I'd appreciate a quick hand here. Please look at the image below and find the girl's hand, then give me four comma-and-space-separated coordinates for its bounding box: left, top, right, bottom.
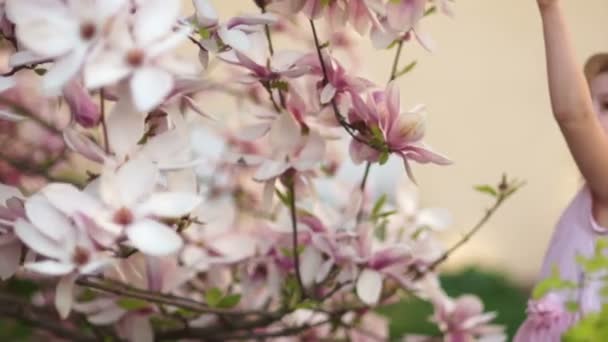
537, 0, 558, 10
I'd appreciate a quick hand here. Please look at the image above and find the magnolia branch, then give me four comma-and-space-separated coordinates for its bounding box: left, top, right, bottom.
76, 276, 274, 317
0, 293, 97, 342
413, 177, 525, 279
286, 175, 309, 299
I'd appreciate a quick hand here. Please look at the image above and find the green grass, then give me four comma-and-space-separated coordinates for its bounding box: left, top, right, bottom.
378, 266, 529, 340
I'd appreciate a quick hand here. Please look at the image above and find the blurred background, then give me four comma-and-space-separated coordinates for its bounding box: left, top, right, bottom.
2, 0, 608, 340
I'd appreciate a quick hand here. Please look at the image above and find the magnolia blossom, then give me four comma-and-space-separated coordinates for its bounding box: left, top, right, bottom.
0, 184, 24, 280
192, 0, 276, 67
40, 157, 201, 256
432, 294, 506, 342
84, 0, 196, 111
349, 82, 451, 180
6, 0, 129, 93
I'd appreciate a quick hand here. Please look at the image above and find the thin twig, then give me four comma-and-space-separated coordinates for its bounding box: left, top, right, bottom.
76, 276, 273, 317
287, 177, 308, 299
100, 88, 110, 154
389, 41, 404, 82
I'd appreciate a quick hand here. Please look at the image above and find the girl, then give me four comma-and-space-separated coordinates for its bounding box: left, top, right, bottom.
515, 0, 608, 340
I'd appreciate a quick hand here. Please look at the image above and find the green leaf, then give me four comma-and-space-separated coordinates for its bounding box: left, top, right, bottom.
295, 299, 319, 309
374, 221, 388, 241
474, 185, 497, 197
270, 80, 289, 91
566, 301, 580, 313
373, 210, 398, 220
205, 288, 223, 307
378, 151, 390, 165
275, 188, 290, 206
531, 266, 577, 299
34, 68, 47, 76
424, 6, 437, 17
117, 298, 149, 310
372, 194, 388, 217
217, 294, 241, 308
395, 61, 417, 78
198, 27, 211, 39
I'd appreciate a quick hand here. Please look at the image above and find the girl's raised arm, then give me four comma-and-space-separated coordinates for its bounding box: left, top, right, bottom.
539, 0, 608, 221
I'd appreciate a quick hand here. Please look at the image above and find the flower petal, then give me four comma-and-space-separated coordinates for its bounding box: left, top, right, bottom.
105, 99, 145, 160
136, 192, 202, 218
134, 0, 181, 46
104, 156, 159, 207
25, 194, 72, 242
14, 219, 69, 260
131, 67, 173, 112
41, 183, 102, 216
356, 268, 383, 305
42, 45, 87, 95
218, 27, 250, 52
24, 260, 74, 276
126, 219, 183, 256
55, 273, 77, 319
0, 237, 21, 280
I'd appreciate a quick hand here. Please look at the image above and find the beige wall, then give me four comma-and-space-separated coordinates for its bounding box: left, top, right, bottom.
202, 1, 608, 284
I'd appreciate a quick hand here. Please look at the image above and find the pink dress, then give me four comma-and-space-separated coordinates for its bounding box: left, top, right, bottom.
514, 186, 608, 341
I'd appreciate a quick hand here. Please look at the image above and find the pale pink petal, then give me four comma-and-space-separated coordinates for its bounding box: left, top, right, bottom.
134, 0, 181, 46
79, 258, 114, 275
14, 219, 69, 260
315, 259, 334, 284
9, 50, 48, 67
417, 208, 452, 231
127, 315, 153, 342
110, 156, 159, 206
41, 183, 101, 216
293, 131, 325, 171
126, 219, 183, 256
63, 127, 107, 163
193, 0, 219, 26
370, 24, 398, 50
269, 112, 301, 152
0, 237, 21, 280
12, 8, 78, 57
239, 123, 271, 141
106, 100, 145, 159
42, 45, 87, 95
24, 260, 74, 276
55, 273, 77, 319
131, 67, 173, 111
414, 26, 437, 53
253, 159, 290, 181
300, 246, 323, 287
87, 307, 127, 325
84, 51, 131, 89
25, 194, 72, 242
356, 268, 383, 305
218, 27, 250, 52
386, 0, 425, 33
208, 234, 256, 262
320, 83, 336, 104
135, 192, 202, 218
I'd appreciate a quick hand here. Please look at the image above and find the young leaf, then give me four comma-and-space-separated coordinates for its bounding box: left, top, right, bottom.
474, 185, 497, 197
117, 298, 149, 311
217, 294, 241, 309
205, 288, 223, 307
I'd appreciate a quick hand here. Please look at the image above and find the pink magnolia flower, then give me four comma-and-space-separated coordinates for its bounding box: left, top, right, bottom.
6, 0, 129, 93
191, 0, 276, 67
431, 294, 506, 342
348, 82, 451, 180
513, 293, 575, 342
63, 79, 100, 127
299, 51, 374, 104
218, 40, 310, 84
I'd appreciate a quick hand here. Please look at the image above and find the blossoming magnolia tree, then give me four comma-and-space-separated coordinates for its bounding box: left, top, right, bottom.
0, 0, 522, 341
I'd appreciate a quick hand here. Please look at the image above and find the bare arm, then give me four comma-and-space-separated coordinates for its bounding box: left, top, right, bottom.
539, 1, 608, 218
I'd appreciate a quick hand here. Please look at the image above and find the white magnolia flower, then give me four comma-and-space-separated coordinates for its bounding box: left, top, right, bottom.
84, 0, 197, 111
41, 156, 201, 256
6, 0, 129, 93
